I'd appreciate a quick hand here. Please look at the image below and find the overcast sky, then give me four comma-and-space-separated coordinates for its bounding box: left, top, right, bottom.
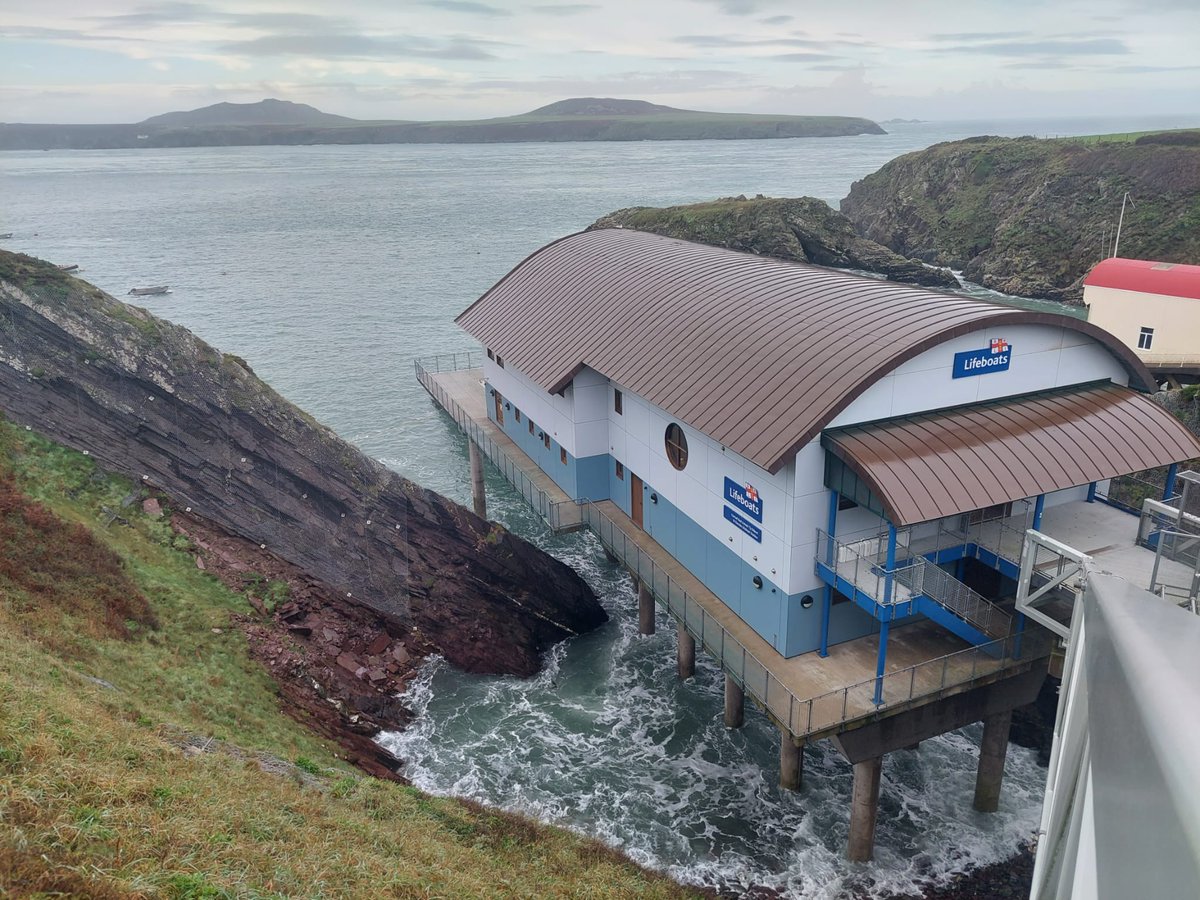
2, 0, 1199, 123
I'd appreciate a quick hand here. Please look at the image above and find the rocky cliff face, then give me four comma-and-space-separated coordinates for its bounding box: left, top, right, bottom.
590, 196, 958, 288
840, 135, 1200, 301
0, 252, 605, 678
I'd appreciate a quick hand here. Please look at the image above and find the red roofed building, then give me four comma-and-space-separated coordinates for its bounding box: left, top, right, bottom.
1084, 258, 1200, 380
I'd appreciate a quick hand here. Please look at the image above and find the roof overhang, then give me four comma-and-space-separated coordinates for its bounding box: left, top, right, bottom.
822, 383, 1200, 527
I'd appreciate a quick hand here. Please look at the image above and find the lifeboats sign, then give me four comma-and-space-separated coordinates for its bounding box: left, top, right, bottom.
952, 338, 1012, 379
724, 477, 763, 522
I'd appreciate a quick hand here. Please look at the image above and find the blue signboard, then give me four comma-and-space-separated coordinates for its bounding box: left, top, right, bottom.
724, 506, 763, 543
723, 477, 763, 523
952, 338, 1013, 379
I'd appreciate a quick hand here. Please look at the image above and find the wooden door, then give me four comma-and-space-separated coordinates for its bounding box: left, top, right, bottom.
494, 390, 504, 426
630, 473, 643, 529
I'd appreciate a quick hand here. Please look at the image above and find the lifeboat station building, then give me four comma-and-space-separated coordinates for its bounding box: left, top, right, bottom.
418, 228, 1200, 860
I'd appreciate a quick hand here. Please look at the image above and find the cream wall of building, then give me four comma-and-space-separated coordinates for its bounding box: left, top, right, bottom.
1084, 285, 1200, 363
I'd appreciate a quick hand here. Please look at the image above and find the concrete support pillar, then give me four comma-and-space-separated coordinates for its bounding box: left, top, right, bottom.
638, 581, 655, 636
780, 733, 803, 791
723, 675, 744, 729
973, 709, 1013, 813
677, 621, 696, 679
847, 756, 883, 862
468, 440, 486, 519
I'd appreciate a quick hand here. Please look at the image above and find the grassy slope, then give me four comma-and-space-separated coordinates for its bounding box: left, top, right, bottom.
1058, 127, 1200, 144
0, 420, 698, 899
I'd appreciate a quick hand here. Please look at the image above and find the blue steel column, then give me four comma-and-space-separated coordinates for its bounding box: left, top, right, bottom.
882, 523, 897, 605
873, 619, 890, 705
1086, 482, 1097, 503
820, 491, 839, 658
1032, 494, 1046, 531
1164, 463, 1179, 501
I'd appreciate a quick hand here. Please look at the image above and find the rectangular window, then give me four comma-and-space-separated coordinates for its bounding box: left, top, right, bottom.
515, 409, 521, 423
615, 461, 624, 480
966, 502, 1013, 526
560, 447, 568, 465
614, 389, 623, 415
528, 418, 535, 435
543, 432, 551, 450
1138, 327, 1154, 350
837, 496, 859, 511
496, 356, 505, 368
486, 349, 494, 360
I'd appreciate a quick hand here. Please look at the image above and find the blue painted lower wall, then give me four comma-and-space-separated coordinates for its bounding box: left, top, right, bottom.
483, 380, 879, 658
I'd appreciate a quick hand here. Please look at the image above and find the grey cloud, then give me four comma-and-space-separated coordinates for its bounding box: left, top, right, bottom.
930, 31, 1031, 42
469, 68, 755, 94
692, 0, 771, 14
933, 38, 1129, 56
0, 25, 149, 42
419, 0, 511, 15
530, 3, 600, 13
767, 52, 842, 63
220, 33, 501, 60
760, 15, 792, 25
677, 34, 826, 49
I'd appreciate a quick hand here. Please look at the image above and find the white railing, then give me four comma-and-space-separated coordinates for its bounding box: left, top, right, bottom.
415, 355, 582, 532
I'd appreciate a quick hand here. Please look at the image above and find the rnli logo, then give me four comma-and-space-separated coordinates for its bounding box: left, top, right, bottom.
953, 337, 1013, 379
724, 477, 763, 523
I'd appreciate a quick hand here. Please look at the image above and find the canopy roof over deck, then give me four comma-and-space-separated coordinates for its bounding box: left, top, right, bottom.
822, 382, 1200, 527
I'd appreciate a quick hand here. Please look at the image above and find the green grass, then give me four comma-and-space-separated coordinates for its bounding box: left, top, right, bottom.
1057, 127, 1200, 144
0, 419, 702, 899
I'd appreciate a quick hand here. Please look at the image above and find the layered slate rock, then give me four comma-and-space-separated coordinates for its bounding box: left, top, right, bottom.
591, 196, 958, 288
0, 252, 605, 677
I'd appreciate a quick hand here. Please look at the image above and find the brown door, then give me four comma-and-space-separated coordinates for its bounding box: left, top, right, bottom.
494, 390, 504, 426
630, 473, 643, 528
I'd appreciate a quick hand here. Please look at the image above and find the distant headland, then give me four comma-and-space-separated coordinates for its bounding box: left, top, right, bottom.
0, 97, 885, 150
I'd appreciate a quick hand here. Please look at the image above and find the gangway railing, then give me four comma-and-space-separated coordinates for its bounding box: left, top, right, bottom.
415, 355, 581, 532
896, 560, 1012, 638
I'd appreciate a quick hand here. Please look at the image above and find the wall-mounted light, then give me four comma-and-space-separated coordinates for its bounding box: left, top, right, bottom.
800, 594, 815, 609
752, 575, 763, 590
650, 492, 658, 504
504, 402, 510, 410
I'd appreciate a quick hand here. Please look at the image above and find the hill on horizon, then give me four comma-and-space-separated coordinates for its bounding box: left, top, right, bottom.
1, 96, 885, 149
527, 98, 686, 117
139, 98, 359, 128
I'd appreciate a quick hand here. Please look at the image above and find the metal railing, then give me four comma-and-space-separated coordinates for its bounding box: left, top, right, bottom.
582, 500, 1045, 738
414, 355, 582, 532
416, 349, 485, 374
897, 558, 1012, 638
817, 529, 1011, 638
814, 529, 922, 619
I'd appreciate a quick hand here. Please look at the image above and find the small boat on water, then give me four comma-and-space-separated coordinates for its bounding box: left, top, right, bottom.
57, 264, 80, 273
128, 285, 170, 296
0, 233, 12, 240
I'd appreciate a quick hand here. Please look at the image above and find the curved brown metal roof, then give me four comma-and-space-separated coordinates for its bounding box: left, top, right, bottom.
456, 229, 1156, 474
822, 383, 1200, 526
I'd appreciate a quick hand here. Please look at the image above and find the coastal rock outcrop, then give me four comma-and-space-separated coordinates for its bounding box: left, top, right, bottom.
840, 134, 1200, 301
590, 196, 958, 288
0, 251, 606, 679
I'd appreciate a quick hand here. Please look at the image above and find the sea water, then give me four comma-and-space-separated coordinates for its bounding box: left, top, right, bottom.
2, 113, 1192, 896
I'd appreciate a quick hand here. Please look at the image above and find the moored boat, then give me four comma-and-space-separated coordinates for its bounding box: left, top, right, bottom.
57, 264, 80, 273
128, 285, 170, 296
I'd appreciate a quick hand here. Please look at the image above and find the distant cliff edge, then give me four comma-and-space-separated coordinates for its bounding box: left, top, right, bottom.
591, 196, 958, 288
840, 133, 1200, 302
0, 96, 885, 150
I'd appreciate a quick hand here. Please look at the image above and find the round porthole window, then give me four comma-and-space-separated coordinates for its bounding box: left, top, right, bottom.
665, 423, 689, 471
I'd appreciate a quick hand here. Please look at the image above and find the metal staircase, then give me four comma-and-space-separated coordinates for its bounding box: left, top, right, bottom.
816, 529, 1012, 646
